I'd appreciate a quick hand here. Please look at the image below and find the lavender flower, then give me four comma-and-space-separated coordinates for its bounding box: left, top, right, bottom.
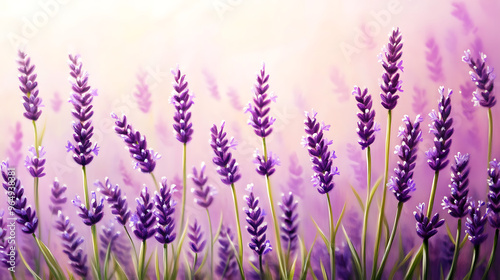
154, 178, 176, 244
188, 219, 206, 253
131, 186, 156, 241
171, 66, 194, 144
462, 50, 496, 108
55, 211, 88, 278
302, 110, 339, 194
253, 150, 279, 177
466, 201, 488, 245
388, 115, 423, 203
49, 178, 67, 215
0, 211, 16, 269
335, 243, 352, 280
353, 86, 378, 149
227, 87, 243, 111
379, 28, 404, 110
487, 159, 500, 228
190, 162, 215, 208
460, 82, 477, 120
210, 121, 241, 185
426, 87, 453, 171
425, 37, 445, 82
134, 70, 152, 113
96, 178, 131, 226
279, 192, 298, 252
72, 192, 104, 226
17, 50, 42, 121
216, 226, 237, 278
24, 145, 46, 178
244, 64, 276, 138
66, 54, 99, 166
99, 221, 131, 267
244, 184, 272, 256
414, 203, 444, 240
442, 153, 471, 218
112, 113, 160, 173
6, 122, 23, 167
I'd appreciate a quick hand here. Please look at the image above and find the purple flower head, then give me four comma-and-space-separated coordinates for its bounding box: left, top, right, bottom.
24, 145, 46, 178
96, 178, 131, 226
210, 121, 242, 185
112, 113, 160, 173
6, 122, 23, 168
17, 50, 42, 121
442, 152, 471, 218
154, 178, 176, 244
170, 66, 194, 144
388, 115, 423, 203
279, 192, 299, 252
190, 162, 215, 208
465, 200, 488, 245
55, 211, 88, 278
0, 210, 18, 269
303, 110, 339, 194
67, 54, 99, 166
130, 186, 156, 241
188, 219, 206, 253
245, 63, 277, 138
414, 203, 444, 241
216, 226, 238, 278
487, 159, 500, 228
72, 192, 104, 226
462, 50, 496, 108
0, 211, 6, 242
253, 149, 280, 177
379, 28, 404, 110
244, 184, 272, 256
134, 70, 152, 113
426, 87, 454, 171
353, 86, 377, 149
99, 221, 131, 266
49, 178, 68, 215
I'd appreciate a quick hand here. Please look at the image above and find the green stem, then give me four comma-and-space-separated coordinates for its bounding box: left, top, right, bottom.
422, 239, 429, 280
124, 226, 139, 265
465, 245, 480, 280
426, 171, 440, 219
192, 253, 198, 280
91, 224, 102, 280
180, 143, 187, 232
139, 240, 147, 280
10, 271, 16, 280
488, 108, 493, 165
373, 109, 392, 277
362, 146, 372, 279
151, 172, 160, 192
446, 219, 461, 280
482, 229, 499, 280
82, 166, 90, 209
259, 255, 264, 279
32, 121, 42, 273
164, 244, 169, 280
326, 193, 335, 280
375, 202, 403, 280
404, 245, 423, 280
230, 183, 244, 271
206, 209, 214, 280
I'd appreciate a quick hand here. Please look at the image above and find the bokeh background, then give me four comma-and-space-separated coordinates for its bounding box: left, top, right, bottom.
1, 0, 500, 278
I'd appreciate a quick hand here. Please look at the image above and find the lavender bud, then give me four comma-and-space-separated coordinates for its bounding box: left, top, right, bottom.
353, 86, 378, 149
442, 152, 471, 218
188, 219, 206, 253
171, 66, 194, 144
130, 186, 156, 241
414, 203, 444, 240
379, 28, 404, 110
55, 211, 88, 278
210, 121, 242, 185
154, 178, 176, 244
487, 159, 500, 228
24, 145, 46, 178
17, 50, 42, 121
465, 201, 488, 246
426, 87, 453, 171
72, 192, 104, 226
190, 162, 215, 208
96, 177, 131, 226
216, 226, 238, 278
49, 178, 67, 215
244, 185, 272, 256
279, 192, 298, 252
462, 50, 496, 108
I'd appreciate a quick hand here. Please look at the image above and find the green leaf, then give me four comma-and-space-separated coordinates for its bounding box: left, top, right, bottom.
334, 203, 347, 236
342, 226, 362, 280
309, 262, 318, 280
249, 261, 260, 274
227, 234, 246, 280
103, 240, 113, 280
460, 234, 468, 249
145, 251, 154, 278
18, 247, 42, 280
311, 217, 329, 247
213, 213, 224, 245
368, 177, 383, 206
155, 247, 160, 280
33, 235, 66, 280
351, 186, 365, 211
113, 257, 128, 280
183, 253, 192, 279
320, 260, 328, 280
445, 223, 456, 245
383, 214, 390, 244
194, 246, 209, 276
404, 246, 423, 280
171, 221, 189, 279
289, 255, 298, 280
389, 248, 414, 279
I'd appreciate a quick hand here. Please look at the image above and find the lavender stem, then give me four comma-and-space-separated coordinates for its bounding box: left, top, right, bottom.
488, 108, 493, 173
32, 121, 41, 242
230, 183, 244, 274
427, 171, 440, 218
446, 219, 461, 280
465, 245, 480, 280
326, 193, 335, 280
422, 239, 429, 280
362, 146, 372, 279
82, 165, 101, 279
164, 244, 168, 280
482, 229, 499, 280
206, 209, 214, 280
124, 226, 139, 265
181, 143, 187, 233
150, 172, 160, 192
375, 202, 403, 280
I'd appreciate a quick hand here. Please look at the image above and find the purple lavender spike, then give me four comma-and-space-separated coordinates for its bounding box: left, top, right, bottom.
284, 153, 304, 197
451, 2, 476, 34
72, 192, 104, 226
51, 91, 63, 113
99, 221, 131, 268
24, 145, 46, 178
227, 87, 243, 111
388, 115, 423, 203
460, 82, 477, 120
0, 210, 18, 269
462, 50, 496, 108
442, 152, 471, 218
412, 86, 428, 114
67, 54, 99, 166
188, 219, 206, 253
190, 162, 215, 208
6, 122, 23, 168
202, 69, 221, 100
49, 178, 68, 215
210, 122, 242, 185
425, 37, 445, 82
245, 64, 276, 138
154, 178, 176, 244
96, 178, 131, 226
134, 70, 152, 113
279, 192, 298, 252
414, 203, 444, 240
244, 184, 272, 256
335, 243, 352, 280
215, 226, 238, 278
439, 235, 455, 273
487, 159, 500, 228
346, 144, 367, 190
302, 110, 339, 194
17, 50, 42, 121
465, 201, 488, 245
112, 113, 160, 173
55, 211, 88, 277
131, 186, 156, 241
379, 28, 404, 110
253, 150, 280, 177
171, 66, 194, 144
353, 86, 378, 150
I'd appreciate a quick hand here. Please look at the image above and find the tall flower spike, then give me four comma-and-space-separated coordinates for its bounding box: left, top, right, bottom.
55, 211, 88, 278
426, 87, 454, 171
154, 178, 177, 244
134, 70, 152, 113
72, 192, 104, 226
353, 86, 378, 149
216, 226, 238, 278
17, 50, 42, 121
131, 186, 156, 241
24, 145, 46, 178
279, 192, 299, 252
442, 153, 471, 218
190, 162, 215, 208
0, 211, 18, 269
487, 159, 500, 228
49, 178, 68, 215
171, 66, 194, 144
465, 200, 488, 245
245, 63, 276, 138
99, 221, 131, 267
112, 113, 160, 173
67, 54, 98, 166
379, 28, 404, 110
302, 110, 339, 194
414, 203, 445, 240
388, 115, 423, 203
96, 178, 131, 226
462, 50, 496, 108
253, 149, 280, 177
188, 219, 206, 253
210, 122, 242, 185
244, 184, 272, 256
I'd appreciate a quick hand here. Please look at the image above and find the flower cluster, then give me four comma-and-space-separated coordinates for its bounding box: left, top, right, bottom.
188, 219, 206, 253
414, 203, 444, 240
49, 179, 67, 215
379, 28, 404, 110
244, 184, 272, 256
55, 212, 88, 278
442, 153, 471, 218
210, 122, 241, 185
216, 227, 237, 278
487, 159, 500, 228
279, 192, 299, 252
17, 50, 42, 121
253, 150, 280, 177
72, 192, 105, 226
154, 178, 177, 244
190, 162, 215, 208
462, 50, 496, 108
466, 201, 488, 245
96, 178, 131, 226
245, 64, 276, 138
131, 187, 156, 241
353, 86, 378, 149
171, 66, 194, 144
24, 145, 46, 178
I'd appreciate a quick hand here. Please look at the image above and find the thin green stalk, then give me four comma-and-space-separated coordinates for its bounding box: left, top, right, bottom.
326, 193, 336, 280
192, 253, 198, 280
404, 245, 423, 280
375, 202, 403, 280
373, 109, 392, 277
10, 271, 16, 280
422, 239, 429, 280
488, 108, 493, 165
91, 224, 102, 280
206, 209, 214, 280
482, 229, 499, 280
138, 240, 147, 280
259, 255, 264, 279
151, 172, 160, 192
82, 166, 90, 209
124, 226, 139, 265
32, 121, 42, 274
465, 245, 480, 280
426, 171, 440, 219
180, 143, 187, 231
164, 244, 169, 280
362, 146, 372, 279
230, 183, 244, 269
446, 219, 462, 280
